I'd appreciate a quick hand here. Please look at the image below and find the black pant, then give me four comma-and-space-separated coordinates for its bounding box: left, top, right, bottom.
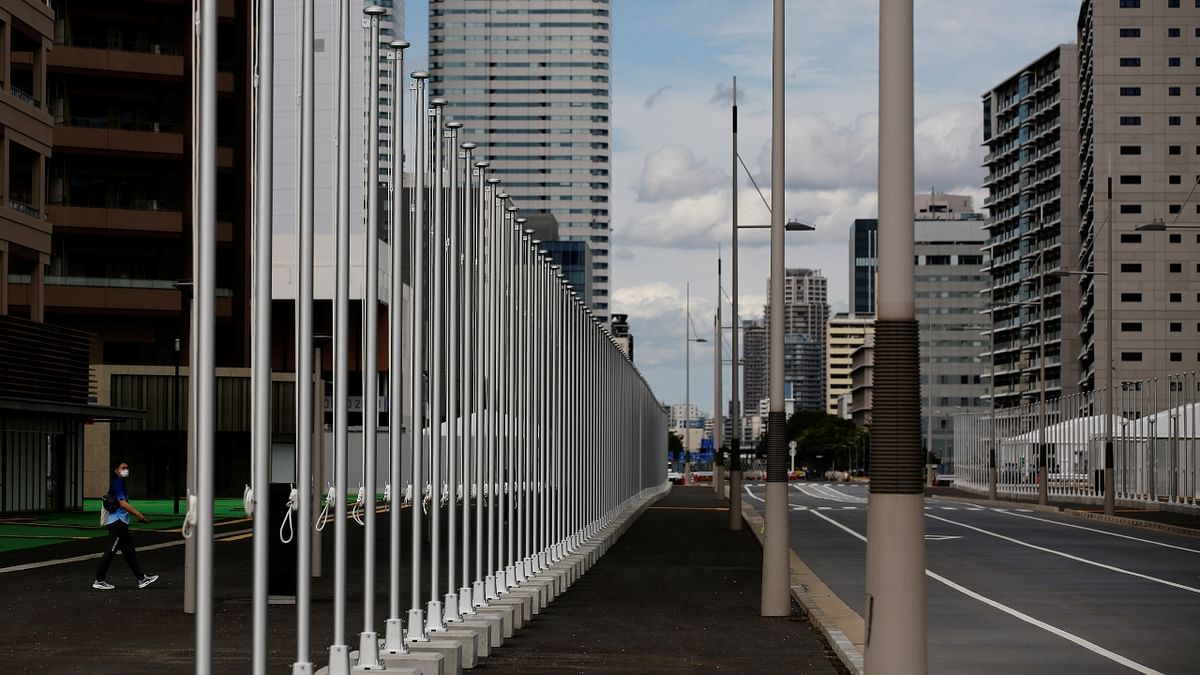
95, 520, 145, 582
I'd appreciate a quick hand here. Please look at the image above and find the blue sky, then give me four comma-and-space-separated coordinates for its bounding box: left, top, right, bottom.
404, 0, 1082, 409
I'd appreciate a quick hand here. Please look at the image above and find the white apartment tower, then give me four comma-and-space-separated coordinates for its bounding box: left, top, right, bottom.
272, 1, 404, 237
429, 0, 613, 320
1077, 0, 1200, 398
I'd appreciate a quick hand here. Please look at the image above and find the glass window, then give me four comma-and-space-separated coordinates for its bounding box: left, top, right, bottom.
1120, 57, 1142, 67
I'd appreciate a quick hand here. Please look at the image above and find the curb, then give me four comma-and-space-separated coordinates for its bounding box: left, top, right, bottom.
741, 503, 864, 675
928, 494, 1200, 539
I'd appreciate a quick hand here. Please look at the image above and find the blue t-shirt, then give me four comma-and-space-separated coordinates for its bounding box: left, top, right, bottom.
105, 476, 131, 526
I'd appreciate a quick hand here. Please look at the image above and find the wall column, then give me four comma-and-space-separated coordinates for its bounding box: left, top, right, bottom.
29, 252, 45, 322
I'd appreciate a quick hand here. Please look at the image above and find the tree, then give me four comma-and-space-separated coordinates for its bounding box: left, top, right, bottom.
667, 429, 684, 455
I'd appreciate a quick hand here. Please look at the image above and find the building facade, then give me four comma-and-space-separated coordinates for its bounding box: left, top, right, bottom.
848, 218, 878, 315
982, 44, 1083, 410
915, 199, 990, 465
0, 0, 53, 322
827, 313, 874, 416
272, 0, 404, 255
740, 318, 767, 414
1076, 0, 1200, 399
429, 0, 613, 320
849, 334, 874, 428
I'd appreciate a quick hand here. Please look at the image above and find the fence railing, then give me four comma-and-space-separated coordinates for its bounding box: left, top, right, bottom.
954, 374, 1200, 509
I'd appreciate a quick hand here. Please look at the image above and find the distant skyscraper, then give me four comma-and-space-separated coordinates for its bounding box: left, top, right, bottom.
429, 0, 613, 321
741, 319, 768, 413
764, 269, 829, 411
849, 219, 878, 315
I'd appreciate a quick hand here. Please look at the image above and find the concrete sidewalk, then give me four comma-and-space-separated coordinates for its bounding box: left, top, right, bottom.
475, 486, 846, 674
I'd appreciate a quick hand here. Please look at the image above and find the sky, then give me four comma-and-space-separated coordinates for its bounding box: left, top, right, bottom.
403, 0, 1083, 410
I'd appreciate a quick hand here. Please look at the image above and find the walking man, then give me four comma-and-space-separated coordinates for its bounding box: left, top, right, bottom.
93, 461, 159, 590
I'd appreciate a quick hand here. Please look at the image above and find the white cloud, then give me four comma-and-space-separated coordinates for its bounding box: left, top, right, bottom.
636, 145, 729, 202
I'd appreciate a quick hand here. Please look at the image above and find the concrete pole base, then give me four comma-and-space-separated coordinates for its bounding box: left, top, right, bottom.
471, 580, 486, 607
433, 631, 478, 669
327, 644, 351, 675
483, 575, 497, 600
515, 560, 527, 584
406, 608, 427, 643
376, 650, 443, 675
472, 605, 514, 638
504, 565, 516, 589
405, 641, 462, 675
760, 481, 791, 616
425, 600, 445, 633
450, 620, 492, 657
292, 662, 314, 675
864, 492, 927, 674
383, 618, 407, 654
357, 631, 382, 669
457, 587, 475, 616
487, 596, 528, 628
443, 593, 461, 624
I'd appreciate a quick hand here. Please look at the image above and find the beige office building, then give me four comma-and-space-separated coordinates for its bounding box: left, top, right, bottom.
826, 313, 874, 416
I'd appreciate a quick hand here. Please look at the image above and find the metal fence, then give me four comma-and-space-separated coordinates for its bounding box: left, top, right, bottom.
953, 374, 1200, 508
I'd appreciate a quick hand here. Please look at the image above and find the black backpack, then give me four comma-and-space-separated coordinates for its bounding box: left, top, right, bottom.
101, 491, 120, 513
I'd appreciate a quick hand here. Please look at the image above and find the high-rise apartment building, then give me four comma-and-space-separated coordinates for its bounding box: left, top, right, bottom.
0, 0, 53, 322
827, 313, 874, 416
1076, 0, 1200, 397
429, 0, 613, 320
741, 318, 767, 413
982, 44, 1082, 409
763, 268, 829, 411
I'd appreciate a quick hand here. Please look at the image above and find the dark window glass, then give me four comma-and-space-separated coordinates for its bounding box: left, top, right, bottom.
1120, 233, 1142, 243
1120, 27, 1141, 37
1120, 57, 1142, 67
1121, 263, 1143, 272
1171, 322, 1183, 332
1120, 204, 1143, 214
1172, 352, 1184, 362
1120, 116, 1142, 125
1171, 292, 1183, 302
1121, 293, 1143, 302
1171, 233, 1183, 243
1120, 175, 1142, 184
1121, 352, 1143, 362
1169, 57, 1181, 67
1122, 322, 1143, 332
1120, 145, 1142, 155
1120, 86, 1142, 96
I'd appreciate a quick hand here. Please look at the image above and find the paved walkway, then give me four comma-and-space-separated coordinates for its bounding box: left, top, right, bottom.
476, 486, 845, 674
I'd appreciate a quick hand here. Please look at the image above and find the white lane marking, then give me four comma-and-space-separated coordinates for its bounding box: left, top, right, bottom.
743, 485, 765, 503
925, 535, 963, 541
818, 506, 832, 511
842, 506, 858, 510
993, 510, 1200, 555
940, 507, 959, 511
926, 514, 1200, 596
0, 528, 253, 575
808, 510, 1165, 675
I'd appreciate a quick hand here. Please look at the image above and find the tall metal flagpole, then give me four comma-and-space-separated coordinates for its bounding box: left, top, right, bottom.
444, 119, 463, 624
685, 282, 692, 486
194, 0, 217, 670
865, 0, 927, 671
475, 169, 495, 606
729, 76, 743, 531
384, 38, 410, 657
357, 6, 387, 669
426, 96, 448, 634
406, 71, 430, 645
250, 0, 274, 670
327, 0, 352, 669
292, 0, 317, 670
761, 0, 790, 617
460, 142, 479, 612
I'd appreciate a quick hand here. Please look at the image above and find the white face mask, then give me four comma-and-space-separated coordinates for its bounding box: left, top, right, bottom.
120, 469, 130, 478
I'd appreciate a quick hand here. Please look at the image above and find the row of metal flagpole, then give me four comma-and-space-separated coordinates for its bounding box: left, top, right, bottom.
184, 3, 668, 674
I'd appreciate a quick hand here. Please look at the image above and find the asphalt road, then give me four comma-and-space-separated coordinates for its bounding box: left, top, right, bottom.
745, 481, 1200, 675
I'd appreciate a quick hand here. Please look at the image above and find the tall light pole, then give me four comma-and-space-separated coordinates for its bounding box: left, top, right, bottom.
729, 76, 743, 531
684, 282, 707, 485
761, 0, 790, 618
864, 0, 927, 670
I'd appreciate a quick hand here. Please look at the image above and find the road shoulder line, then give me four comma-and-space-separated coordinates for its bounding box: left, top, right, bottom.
742, 501, 865, 675
928, 494, 1200, 539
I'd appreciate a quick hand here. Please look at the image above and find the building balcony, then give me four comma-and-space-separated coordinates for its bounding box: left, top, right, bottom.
54, 120, 184, 156
6, 274, 233, 317
49, 39, 185, 78
47, 200, 235, 242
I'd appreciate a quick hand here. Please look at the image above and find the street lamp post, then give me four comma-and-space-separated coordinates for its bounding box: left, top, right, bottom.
864, 0, 926, 669
684, 282, 707, 486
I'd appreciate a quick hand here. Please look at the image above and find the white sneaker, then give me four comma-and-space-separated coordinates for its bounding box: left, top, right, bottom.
92, 580, 115, 590
137, 574, 159, 589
